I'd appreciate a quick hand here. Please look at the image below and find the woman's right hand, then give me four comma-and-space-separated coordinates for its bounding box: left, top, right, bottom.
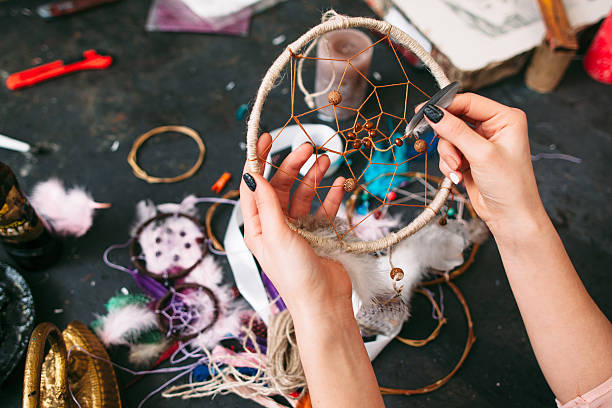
422, 93, 546, 235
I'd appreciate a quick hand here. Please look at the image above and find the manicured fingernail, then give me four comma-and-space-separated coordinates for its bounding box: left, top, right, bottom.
243, 173, 256, 191
449, 172, 460, 184
424, 104, 443, 123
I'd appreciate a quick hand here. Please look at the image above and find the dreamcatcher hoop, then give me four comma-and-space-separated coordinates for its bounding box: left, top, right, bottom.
130, 212, 207, 281
246, 13, 453, 253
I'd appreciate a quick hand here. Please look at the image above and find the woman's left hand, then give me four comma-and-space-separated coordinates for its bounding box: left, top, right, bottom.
239, 132, 352, 316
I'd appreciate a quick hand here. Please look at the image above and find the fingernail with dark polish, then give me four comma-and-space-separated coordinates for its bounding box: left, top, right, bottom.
243, 173, 257, 191
424, 104, 443, 123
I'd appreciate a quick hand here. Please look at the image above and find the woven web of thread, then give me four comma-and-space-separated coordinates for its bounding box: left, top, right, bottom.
159, 289, 214, 338
256, 31, 443, 243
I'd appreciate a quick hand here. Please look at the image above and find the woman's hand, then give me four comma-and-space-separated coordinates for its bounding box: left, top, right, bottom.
425, 93, 546, 235
426, 93, 612, 403
239, 132, 352, 316
240, 133, 385, 408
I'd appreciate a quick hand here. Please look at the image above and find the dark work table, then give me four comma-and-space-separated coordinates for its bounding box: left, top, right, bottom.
1, 1, 611, 407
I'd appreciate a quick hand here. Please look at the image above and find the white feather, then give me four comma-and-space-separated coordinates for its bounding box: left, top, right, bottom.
337, 205, 402, 242
298, 215, 486, 307
94, 304, 158, 347
131, 195, 200, 236
29, 178, 103, 237
128, 339, 172, 366
184, 255, 247, 349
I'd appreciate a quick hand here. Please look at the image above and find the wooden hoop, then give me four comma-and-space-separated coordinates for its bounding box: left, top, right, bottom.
246, 13, 452, 253
128, 125, 205, 184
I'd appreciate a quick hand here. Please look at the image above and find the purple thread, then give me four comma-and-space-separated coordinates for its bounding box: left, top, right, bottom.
170, 341, 205, 364
137, 367, 195, 408
420, 287, 439, 320
437, 284, 445, 319
66, 344, 205, 408
206, 239, 227, 256
531, 153, 582, 163
193, 197, 238, 206
103, 240, 133, 274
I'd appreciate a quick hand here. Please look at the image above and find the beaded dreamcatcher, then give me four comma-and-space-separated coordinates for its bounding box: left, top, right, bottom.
236, 11, 488, 400
246, 13, 458, 253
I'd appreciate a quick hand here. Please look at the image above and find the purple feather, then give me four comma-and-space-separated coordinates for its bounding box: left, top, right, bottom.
129, 269, 167, 300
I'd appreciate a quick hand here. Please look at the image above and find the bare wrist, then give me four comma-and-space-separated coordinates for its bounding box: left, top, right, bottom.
288, 295, 355, 327
488, 205, 552, 247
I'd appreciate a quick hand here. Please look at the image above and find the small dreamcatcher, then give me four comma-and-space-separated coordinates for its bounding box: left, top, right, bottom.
97, 196, 246, 372
130, 212, 208, 282
156, 283, 220, 342
246, 12, 459, 253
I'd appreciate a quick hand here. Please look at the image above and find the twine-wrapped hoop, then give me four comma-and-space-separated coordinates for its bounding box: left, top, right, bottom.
246, 13, 453, 253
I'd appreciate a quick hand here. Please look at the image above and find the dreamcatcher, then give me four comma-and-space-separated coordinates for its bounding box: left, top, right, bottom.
246, 13, 457, 253
235, 11, 488, 401
95, 196, 248, 385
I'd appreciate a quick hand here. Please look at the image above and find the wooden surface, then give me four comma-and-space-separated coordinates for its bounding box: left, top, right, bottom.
1, 1, 611, 407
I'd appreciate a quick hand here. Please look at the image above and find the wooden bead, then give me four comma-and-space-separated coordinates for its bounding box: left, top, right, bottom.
364, 121, 374, 130
368, 129, 376, 138
352, 140, 362, 149
347, 131, 356, 139
414, 139, 427, 153
390, 267, 404, 281
328, 90, 342, 105
344, 178, 357, 192
363, 138, 372, 148
439, 217, 447, 226
354, 123, 362, 132
394, 138, 403, 147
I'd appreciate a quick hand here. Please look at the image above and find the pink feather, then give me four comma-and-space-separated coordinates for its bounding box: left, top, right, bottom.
29, 178, 109, 237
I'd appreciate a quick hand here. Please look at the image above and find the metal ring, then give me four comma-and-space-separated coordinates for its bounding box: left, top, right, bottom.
127, 125, 205, 184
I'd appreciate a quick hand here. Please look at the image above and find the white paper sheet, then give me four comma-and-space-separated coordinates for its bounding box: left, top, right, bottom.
182, 0, 260, 19
392, 0, 612, 71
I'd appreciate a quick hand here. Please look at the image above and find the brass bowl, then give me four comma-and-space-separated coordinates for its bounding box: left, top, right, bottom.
23, 321, 122, 408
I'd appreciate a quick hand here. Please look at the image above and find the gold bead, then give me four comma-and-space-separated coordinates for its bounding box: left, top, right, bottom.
354, 123, 362, 132
344, 178, 357, 192
347, 131, 356, 139
363, 138, 372, 148
328, 90, 342, 105
414, 139, 427, 153
368, 129, 376, 138
352, 140, 362, 149
390, 267, 404, 280
364, 121, 374, 130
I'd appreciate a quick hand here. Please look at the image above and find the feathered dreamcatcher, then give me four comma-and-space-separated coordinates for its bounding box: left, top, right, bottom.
163, 11, 489, 407
93, 196, 263, 407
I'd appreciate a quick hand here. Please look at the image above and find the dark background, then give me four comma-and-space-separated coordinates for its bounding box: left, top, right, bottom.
1, 0, 611, 407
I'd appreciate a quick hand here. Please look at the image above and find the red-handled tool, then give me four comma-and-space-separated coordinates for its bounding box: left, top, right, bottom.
5, 49, 112, 91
